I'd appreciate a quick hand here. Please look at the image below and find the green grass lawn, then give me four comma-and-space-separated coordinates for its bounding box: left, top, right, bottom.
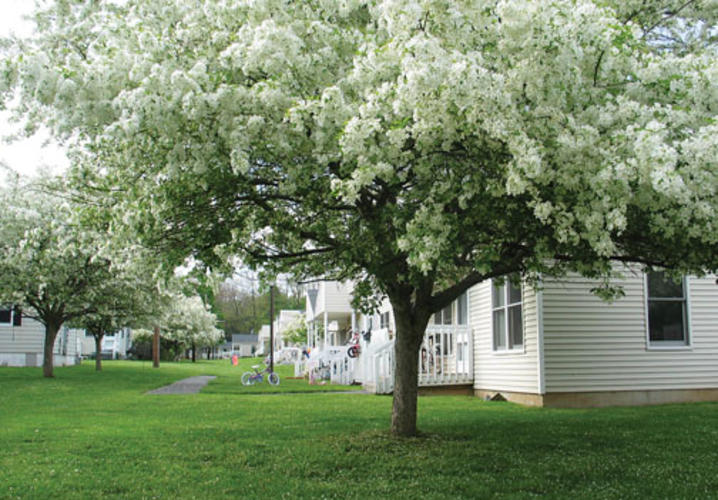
2, 361, 718, 499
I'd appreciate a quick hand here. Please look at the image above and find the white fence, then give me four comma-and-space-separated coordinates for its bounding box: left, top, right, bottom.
370, 325, 473, 394
297, 345, 357, 385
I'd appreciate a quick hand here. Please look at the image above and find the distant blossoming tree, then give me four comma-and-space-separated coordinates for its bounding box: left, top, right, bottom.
0, 176, 164, 376
3, 0, 717, 434
161, 294, 224, 362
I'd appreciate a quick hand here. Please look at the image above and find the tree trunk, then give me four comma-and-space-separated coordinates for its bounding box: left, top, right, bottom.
42, 322, 61, 378
152, 325, 160, 368
390, 306, 429, 437
94, 334, 104, 371
191, 342, 196, 362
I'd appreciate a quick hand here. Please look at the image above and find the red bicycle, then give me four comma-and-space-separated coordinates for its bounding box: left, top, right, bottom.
347, 331, 361, 358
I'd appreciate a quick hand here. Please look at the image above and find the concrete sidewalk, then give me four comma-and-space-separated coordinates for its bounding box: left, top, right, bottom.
147, 375, 217, 395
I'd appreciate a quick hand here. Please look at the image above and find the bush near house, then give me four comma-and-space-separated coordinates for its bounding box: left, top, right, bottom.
2, 361, 718, 498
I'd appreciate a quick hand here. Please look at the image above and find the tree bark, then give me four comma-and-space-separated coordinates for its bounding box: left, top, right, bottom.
390, 305, 429, 437
152, 325, 160, 368
191, 341, 196, 363
42, 321, 61, 378
94, 334, 104, 371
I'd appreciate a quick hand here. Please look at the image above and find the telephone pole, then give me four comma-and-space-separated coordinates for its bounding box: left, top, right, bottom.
269, 284, 275, 372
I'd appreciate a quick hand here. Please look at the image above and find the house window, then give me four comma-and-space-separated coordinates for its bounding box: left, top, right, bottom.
492, 276, 523, 351
433, 304, 453, 325
457, 293, 468, 325
380, 312, 391, 330
647, 271, 688, 346
1, 306, 21, 326
0, 307, 11, 324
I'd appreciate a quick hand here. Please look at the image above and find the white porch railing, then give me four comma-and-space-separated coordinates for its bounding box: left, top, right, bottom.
299, 345, 356, 385
419, 324, 473, 386
369, 324, 473, 394
372, 340, 395, 394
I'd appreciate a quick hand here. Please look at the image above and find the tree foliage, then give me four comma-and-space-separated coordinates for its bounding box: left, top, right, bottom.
3, 0, 717, 432
216, 280, 304, 336
0, 175, 166, 376
161, 294, 224, 359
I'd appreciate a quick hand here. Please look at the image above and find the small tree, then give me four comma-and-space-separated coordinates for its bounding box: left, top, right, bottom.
0, 178, 130, 377
282, 314, 308, 347
161, 294, 224, 362
72, 267, 161, 371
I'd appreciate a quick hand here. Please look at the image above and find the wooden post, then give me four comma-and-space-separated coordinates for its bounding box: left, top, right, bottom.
269, 285, 275, 373
269, 285, 275, 372
152, 325, 160, 368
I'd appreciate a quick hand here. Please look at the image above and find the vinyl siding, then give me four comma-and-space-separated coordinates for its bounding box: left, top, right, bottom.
543, 274, 718, 392
321, 281, 352, 314
471, 280, 540, 393
0, 317, 45, 353
0, 319, 83, 358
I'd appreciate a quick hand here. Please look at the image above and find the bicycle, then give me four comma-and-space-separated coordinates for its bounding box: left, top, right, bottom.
347, 331, 361, 358
241, 364, 280, 386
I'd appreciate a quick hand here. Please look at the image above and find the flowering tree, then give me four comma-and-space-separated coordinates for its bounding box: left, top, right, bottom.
3, 0, 717, 435
161, 294, 224, 362
0, 176, 162, 376
282, 314, 309, 347
71, 263, 162, 371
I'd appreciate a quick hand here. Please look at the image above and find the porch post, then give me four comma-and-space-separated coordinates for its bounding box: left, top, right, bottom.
323, 312, 329, 348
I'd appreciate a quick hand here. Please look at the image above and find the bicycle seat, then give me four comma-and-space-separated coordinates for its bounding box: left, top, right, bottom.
251, 365, 261, 370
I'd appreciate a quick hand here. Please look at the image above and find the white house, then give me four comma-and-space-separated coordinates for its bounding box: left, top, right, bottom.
257, 310, 306, 355
231, 334, 259, 357
0, 307, 83, 367
471, 271, 718, 407
309, 271, 718, 407
81, 327, 133, 359
305, 281, 354, 348
256, 325, 271, 355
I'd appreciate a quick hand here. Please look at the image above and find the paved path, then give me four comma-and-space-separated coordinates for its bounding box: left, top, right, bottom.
147, 375, 216, 395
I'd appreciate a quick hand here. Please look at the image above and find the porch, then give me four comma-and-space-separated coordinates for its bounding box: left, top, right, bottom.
362, 324, 473, 394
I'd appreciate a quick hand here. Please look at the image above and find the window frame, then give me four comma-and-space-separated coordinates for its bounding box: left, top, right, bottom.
0, 306, 11, 325
433, 304, 453, 325
0, 305, 21, 327
457, 292, 468, 325
380, 311, 391, 330
644, 272, 692, 350
491, 277, 525, 354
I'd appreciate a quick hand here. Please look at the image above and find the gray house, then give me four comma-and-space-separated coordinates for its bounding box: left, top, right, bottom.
231, 334, 259, 357
0, 307, 83, 367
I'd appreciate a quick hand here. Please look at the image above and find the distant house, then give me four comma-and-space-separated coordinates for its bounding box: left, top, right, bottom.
274, 310, 303, 348
0, 306, 83, 367
80, 327, 133, 359
217, 341, 233, 358
231, 334, 258, 357
256, 310, 305, 356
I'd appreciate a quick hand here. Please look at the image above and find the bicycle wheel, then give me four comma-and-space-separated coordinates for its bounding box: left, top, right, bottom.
268, 372, 280, 386
241, 372, 254, 386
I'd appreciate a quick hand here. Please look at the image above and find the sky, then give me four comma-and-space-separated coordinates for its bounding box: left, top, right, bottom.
0, 1, 69, 182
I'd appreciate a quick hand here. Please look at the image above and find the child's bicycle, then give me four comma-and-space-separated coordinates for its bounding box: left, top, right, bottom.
241, 364, 280, 386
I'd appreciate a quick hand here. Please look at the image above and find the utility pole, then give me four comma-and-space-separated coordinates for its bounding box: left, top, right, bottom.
152, 325, 160, 368
269, 284, 275, 373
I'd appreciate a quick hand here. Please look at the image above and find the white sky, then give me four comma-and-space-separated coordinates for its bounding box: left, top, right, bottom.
0, 1, 69, 183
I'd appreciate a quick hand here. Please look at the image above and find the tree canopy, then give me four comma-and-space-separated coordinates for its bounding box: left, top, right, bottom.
161, 293, 225, 360
216, 280, 304, 336
3, 0, 717, 434
0, 175, 166, 376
